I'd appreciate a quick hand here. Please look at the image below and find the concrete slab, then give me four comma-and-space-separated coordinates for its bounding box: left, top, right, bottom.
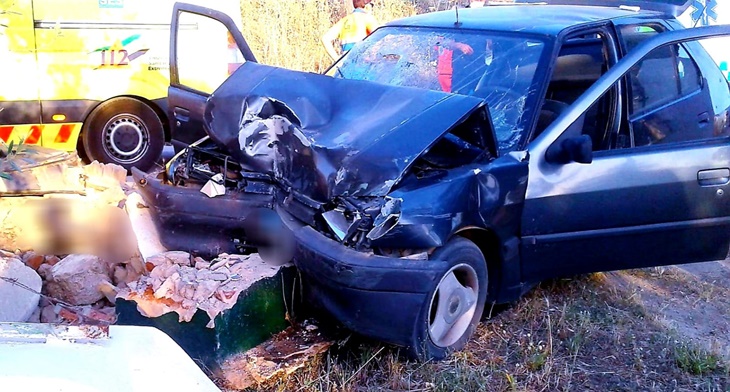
125, 192, 167, 261
0, 323, 220, 391
0, 259, 41, 322
116, 261, 299, 372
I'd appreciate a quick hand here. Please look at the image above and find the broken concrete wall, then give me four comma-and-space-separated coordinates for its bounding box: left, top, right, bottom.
1, 150, 317, 384
116, 252, 299, 371
1, 156, 134, 263
0, 154, 134, 325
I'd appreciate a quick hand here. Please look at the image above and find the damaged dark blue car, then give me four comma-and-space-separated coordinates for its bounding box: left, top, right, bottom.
133, 1, 730, 359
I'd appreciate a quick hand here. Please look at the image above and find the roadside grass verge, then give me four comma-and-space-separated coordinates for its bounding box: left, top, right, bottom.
242, 271, 729, 392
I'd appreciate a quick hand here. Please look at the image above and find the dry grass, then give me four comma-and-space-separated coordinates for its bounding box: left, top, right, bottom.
241, 272, 729, 392
239, 0, 419, 73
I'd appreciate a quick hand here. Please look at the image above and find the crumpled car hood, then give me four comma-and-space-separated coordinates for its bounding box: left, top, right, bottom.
204, 62, 488, 201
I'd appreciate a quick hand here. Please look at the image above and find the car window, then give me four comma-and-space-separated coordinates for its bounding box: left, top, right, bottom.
677, 46, 702, 94
619, 24, 664, 53
327, 27, 547, 153
176, 12, 244, 95
627, 43, 701, 114
538, 29, 618, 151
629, 44, 682, 112
616, 24, 725, 148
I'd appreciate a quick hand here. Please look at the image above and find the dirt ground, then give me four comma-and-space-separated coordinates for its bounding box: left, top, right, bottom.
608, 259, 730, 361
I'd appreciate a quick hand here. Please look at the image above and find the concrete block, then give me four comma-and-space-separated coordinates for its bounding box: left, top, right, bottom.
116, 263, 298, 372
0, 258, 42, 322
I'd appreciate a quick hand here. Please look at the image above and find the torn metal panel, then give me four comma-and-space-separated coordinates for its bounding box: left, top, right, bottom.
369, 156, 529, 251
204, 62, 489, 200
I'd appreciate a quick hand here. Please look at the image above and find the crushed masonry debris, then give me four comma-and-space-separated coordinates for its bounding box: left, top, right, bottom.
0, 150, 333, 385
117, 251, 288, 328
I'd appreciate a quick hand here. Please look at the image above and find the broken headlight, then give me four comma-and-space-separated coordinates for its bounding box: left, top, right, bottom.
366, 197, 401, 241
320, 196, 402, 248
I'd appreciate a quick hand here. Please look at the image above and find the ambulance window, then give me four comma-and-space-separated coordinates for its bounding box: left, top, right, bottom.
176, 12, 244, 95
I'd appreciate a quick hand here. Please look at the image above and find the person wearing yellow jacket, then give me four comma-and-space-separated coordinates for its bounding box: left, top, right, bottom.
322, 0, 379, 61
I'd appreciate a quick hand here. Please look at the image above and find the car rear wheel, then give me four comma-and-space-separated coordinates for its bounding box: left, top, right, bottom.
409, 237, 488, 360
82, 97, 164, 171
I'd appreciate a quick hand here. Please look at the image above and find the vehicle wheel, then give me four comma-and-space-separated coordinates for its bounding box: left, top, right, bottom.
82, 97, 164, 171
409, 237, 488, 360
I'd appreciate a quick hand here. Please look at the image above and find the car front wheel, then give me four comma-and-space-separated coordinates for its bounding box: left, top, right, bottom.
409, 237, 488, 360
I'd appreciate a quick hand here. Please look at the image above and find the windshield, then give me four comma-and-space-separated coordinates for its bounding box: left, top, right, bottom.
327, 26, 547, 152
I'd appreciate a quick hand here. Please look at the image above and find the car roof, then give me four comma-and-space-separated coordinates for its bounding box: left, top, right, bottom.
387, 5, 665, 36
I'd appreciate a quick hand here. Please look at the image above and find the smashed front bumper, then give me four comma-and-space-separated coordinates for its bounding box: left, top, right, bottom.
131, 162, 448, 348
131, 168, 274, 257
277, 208, 449, 348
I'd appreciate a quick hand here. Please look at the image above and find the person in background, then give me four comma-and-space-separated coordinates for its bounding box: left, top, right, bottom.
433, 37, 474, 92
322, 0, 379, 61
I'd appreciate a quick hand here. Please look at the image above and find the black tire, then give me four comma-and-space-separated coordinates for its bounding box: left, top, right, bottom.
82, 97, 164, 171
408, 237, 488, 360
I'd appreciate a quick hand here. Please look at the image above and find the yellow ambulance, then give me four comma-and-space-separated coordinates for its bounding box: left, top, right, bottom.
0, 0, 242, 170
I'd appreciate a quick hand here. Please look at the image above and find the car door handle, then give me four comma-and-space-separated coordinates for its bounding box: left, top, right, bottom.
698, 168, 730, 186
698, 112, 710, 126
173, 107, 190, 122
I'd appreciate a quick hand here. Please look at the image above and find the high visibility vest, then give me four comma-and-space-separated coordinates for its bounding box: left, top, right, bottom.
338, 9, 377, 51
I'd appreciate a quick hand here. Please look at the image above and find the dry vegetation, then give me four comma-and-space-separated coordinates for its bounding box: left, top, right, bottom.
239, 0, 427, 73
240, 271, 729, 392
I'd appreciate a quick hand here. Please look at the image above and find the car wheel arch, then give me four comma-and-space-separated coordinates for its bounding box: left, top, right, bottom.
452, 227, 502, 302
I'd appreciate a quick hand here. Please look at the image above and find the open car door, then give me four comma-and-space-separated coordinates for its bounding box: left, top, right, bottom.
521, 24, 730, 281
168, 2, 255, 150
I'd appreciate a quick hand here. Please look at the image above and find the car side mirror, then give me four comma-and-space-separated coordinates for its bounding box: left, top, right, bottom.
545, 134, 593, 164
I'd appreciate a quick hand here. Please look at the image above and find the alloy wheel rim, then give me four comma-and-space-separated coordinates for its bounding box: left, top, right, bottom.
428, 263, 479, 348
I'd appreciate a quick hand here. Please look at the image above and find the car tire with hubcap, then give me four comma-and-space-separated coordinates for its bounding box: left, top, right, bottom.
409, 237, 488, 360
82, 97, 164, 171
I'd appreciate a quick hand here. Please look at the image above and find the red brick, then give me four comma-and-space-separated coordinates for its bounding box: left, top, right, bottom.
24, 254, 45, 270
58, 308, 80, 323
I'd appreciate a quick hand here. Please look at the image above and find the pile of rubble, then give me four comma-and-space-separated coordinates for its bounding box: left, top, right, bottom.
0, 149, 277, 329
0, 251, 127, 325
117, 251, 284, 328
0, 149, 136, 326
220, 321, 332, 390
0, 148, 332, 389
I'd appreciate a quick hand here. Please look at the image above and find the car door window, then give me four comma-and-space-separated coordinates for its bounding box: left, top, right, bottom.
629, 43, 722, 146
176, 12, 244, 95
678, 47, 703, 95
629, 44, 701, 113
537, 29, 618, 151
619, 24, 721, 147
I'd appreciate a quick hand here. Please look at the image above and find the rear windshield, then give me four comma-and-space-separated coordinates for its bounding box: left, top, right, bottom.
327, 26, 547, 152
